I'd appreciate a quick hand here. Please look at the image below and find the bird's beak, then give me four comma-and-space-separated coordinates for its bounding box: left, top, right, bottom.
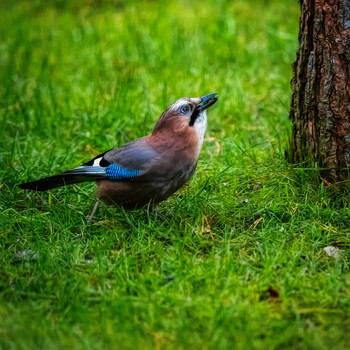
196, 93, 218, 112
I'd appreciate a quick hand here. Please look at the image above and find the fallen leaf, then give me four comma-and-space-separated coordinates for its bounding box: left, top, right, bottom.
323, 246, 342, 259
319, 223, 337, 233
14, 250, 39, 260
292, 203, 298, 213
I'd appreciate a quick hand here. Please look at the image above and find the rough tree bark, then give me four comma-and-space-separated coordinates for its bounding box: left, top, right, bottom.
290, 0, 350, 181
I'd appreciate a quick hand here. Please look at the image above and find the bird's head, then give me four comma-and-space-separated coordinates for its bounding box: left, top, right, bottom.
152, 93, 218, 138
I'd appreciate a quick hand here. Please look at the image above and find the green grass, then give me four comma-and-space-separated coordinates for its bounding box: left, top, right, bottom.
1, 0, 350, 349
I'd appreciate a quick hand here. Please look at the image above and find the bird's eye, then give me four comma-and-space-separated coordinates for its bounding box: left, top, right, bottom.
179, 104, 191, 115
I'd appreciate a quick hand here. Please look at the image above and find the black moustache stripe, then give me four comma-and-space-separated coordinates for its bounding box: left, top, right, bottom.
189, 109, 199, 126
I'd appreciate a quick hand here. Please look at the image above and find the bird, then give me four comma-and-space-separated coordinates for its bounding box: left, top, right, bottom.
19, 93, 218, 210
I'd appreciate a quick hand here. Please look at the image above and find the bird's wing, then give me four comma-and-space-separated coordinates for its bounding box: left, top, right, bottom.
19, 138, 157, 191
84, 137, 158, 172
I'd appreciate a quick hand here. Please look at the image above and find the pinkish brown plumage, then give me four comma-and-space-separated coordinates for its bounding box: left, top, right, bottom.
19, 94, 218, 209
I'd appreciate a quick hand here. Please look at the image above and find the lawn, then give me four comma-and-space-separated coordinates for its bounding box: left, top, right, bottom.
1, 0, 350, 349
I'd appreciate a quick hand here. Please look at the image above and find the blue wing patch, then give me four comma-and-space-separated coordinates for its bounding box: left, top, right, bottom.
105, 164, 141, 180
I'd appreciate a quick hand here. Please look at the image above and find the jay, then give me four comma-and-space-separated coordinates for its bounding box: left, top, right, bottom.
19, 93, 218, 209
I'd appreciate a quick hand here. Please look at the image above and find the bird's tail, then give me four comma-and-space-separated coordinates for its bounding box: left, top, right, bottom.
19, 166, 107, 191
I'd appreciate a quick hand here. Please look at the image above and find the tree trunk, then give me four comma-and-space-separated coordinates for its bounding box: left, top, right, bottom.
290, 0, 350, 181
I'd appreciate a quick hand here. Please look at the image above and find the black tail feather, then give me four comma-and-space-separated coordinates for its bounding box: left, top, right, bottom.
19, 174, 86, 191
19, 166, 107, 191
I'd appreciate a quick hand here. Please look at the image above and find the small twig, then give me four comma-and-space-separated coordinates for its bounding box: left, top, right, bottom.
320, 177, 332, 186
201, 214, 214, 240
252, 217, 263, 229
88, 201, 99, 223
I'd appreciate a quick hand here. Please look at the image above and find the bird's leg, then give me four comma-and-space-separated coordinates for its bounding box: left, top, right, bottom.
88, 200, 99, 223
